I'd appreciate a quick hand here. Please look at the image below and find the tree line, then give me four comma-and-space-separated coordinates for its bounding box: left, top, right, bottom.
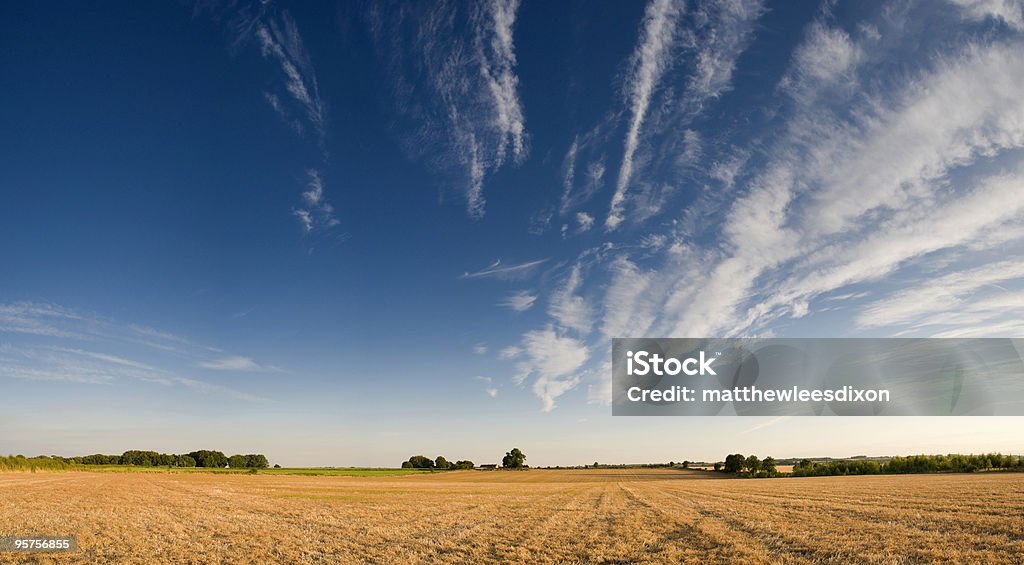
718, 453, 779, 477
791, 453, 1024, 477
3, 450, 271, 469
401, 455, 475, 469
401, 448, 527, 470
709, 452, 1024, 477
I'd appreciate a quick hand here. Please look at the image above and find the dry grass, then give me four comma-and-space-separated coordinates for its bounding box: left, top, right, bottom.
1, 469, 1022, 563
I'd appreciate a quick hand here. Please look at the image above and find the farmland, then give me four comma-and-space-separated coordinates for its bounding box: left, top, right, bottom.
1, 469, 1022, 563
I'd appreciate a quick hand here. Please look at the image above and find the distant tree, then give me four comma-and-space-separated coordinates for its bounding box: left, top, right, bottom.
502, 448, 526, 469
188, 450, 228, 468
174, 455, 196, 468
594, 461, 600, 468
121, 450, 161, 466
246, 454, 269, 468
453, 460, 474, 470
80, 454, 120, 465
406, 455, 434, 469
743, 455, 760, 475
401, 461, 413, 468
273, 464, 281, 469
435, 456, 451, 470
724, 454, 745, 473
713, 462, 722, 472
229, 455, 248, 469
682, 460, 690, 469
761, 456, 777, 475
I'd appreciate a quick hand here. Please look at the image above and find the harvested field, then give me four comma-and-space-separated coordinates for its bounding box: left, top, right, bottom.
1, 469, 1022, 563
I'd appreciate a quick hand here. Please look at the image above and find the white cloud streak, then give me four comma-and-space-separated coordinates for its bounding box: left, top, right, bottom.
478, 0, 526, 165
500, 290, 538, 312
512, 326, 588, 411
512, 22, 1024, 409
370, 0, 528, 218
253, 10, 326, 141
606, 0, 765, 230
683, 0, 766, 108
950, 0, 1024, 30
461, 258, 547, 279
293, 169, 340, 233
548, 264, 593, 335
199, 356, 264, 371
0, 302, 269, 401
575, 212, 595, 233
607, 0, 684, 231
857, 258, 1024, 332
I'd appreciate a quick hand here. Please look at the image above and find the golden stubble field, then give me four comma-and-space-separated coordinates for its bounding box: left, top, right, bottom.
1, 469, 1022, 564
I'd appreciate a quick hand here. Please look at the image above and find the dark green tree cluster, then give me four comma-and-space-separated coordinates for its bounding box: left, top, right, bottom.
792, 458, 881, 476
402, 455, 434, 468
186, 450, 229, 468
227, 454, 270, 469
401, 455, 474, 470
69, 454, 121, 465
502, 448, 526, 469
720, 453, 778, 477
886, 453, 1020, 474
6, 450, 271, 469
63, 451, 196, 467
119, 451, 197, 467
793, 453, 1024, 477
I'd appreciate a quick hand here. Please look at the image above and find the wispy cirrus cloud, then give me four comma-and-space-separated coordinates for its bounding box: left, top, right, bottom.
681, 0, 767, 111
607, 0, 684, 231
367, 0, 528, 218
505, 6, 1024, 410
474, 375, 499, 397
857, 258, 1024, 334
547, 264, 593, 335
779, 20, 862, 103
559, 129, 609, 219
0, 345, 265, 402
196, 1, 341, 238
198, 0, 327, 142
500, 290, 538, 312
461, 258, 547, 280
248, 8, 327, 142
658, 39, 1024, 340
0, 301, 269, 401
950, 0, 1024, 30
504, 325, 588, 411
199, 356, 265, 371
246, 14, 341, 236
0, 302, 85, 339
605, 0, 765, 230
293, 169, 340, 234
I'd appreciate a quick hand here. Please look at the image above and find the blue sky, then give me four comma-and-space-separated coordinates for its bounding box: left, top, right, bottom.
3, 0, 1024, 466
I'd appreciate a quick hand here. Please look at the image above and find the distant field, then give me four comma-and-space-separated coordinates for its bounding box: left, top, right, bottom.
1, 469, 1021, 563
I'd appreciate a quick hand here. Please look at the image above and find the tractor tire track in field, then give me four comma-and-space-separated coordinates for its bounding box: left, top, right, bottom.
671, 480, 1024, 557
622, 481, 816, 565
